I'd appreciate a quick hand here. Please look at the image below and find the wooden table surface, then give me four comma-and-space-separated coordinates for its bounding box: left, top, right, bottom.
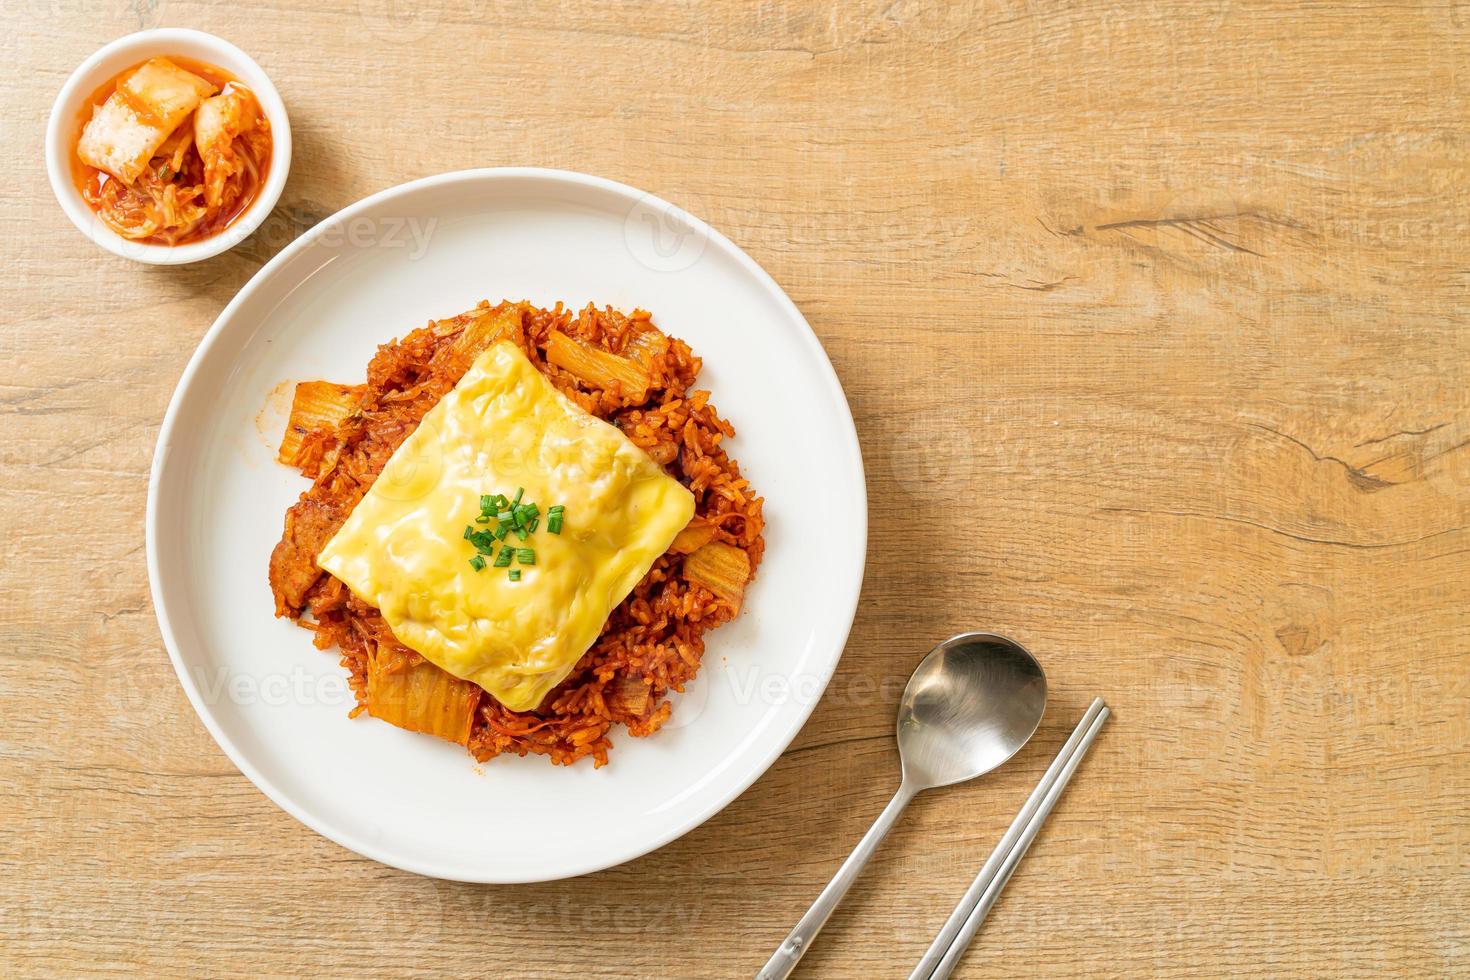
4, 1, 1468, 977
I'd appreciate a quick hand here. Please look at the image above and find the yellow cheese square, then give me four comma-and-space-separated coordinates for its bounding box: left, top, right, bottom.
317, 341, 695, 712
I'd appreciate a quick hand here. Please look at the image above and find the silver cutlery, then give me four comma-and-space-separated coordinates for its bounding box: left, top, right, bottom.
756, 632, 1047, 980
911, 697, 1110, 979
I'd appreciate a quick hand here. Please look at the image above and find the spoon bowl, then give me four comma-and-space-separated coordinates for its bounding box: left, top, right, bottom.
898, 632, 1048, 789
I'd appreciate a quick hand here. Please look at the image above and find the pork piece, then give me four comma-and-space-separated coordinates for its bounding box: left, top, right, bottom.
268, 497, 344, 616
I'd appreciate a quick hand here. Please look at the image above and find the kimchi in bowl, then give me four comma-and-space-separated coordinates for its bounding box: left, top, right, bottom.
46, 28, 292, 265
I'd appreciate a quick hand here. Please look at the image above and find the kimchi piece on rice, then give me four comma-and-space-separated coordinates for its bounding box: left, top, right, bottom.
267, 301, 764, 767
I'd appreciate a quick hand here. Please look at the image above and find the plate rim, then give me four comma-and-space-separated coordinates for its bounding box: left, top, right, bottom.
145, 166, 868, 882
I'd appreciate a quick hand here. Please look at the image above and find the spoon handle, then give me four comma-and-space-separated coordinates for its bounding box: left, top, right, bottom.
756, 781, 919, 980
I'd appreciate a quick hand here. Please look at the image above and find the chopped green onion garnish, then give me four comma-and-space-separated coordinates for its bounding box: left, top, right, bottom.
468, 491, 564, 577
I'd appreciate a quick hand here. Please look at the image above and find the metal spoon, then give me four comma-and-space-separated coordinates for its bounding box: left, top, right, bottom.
756, 632, 1047, 980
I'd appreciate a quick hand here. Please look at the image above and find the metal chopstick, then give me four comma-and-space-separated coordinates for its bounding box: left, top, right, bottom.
910, 698, 1110, 980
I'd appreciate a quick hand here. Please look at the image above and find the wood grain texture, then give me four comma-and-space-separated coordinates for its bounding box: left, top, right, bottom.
2, 0, 1468, 976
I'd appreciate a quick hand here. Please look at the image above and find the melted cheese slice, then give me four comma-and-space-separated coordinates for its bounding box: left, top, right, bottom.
317, 341, 695, 712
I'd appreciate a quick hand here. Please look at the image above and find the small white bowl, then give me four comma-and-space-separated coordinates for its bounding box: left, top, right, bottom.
46, 29, 292, 265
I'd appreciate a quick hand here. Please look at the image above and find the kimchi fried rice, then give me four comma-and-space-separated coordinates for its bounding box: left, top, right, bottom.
268, 301, 764, 767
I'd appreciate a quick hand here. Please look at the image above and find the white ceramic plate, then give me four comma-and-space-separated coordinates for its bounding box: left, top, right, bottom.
147, 168, 866, 882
